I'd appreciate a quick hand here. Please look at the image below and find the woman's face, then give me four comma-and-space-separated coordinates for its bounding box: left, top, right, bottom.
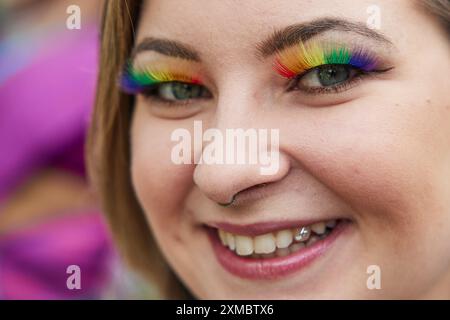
129, 0, 450, 299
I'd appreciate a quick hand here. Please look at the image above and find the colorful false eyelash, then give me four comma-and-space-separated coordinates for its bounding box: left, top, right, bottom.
275, 42, 380, 78
120, 61, 201, 94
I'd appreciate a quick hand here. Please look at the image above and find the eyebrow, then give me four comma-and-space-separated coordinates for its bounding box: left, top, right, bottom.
131, 17, 393, 61
257, 17, 393, 57
131, 37, 201, 61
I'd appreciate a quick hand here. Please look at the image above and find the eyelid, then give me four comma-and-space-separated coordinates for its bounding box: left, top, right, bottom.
288, 64, 394, 96
119, 58, 203, 94
288, 64, 359, 90
274, 40, 382, 78
137, 82, 212, 113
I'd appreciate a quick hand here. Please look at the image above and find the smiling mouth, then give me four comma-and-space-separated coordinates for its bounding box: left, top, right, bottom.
206, 218, 350, 279
217, 219, 339, 258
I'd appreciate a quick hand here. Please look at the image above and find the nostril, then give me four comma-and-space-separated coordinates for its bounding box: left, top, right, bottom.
239, 182, 269, 195
217, 183, 270, 207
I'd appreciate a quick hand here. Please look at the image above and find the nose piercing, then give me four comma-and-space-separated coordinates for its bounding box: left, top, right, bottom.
218, 195, 236, 207
295, 226, 311, 242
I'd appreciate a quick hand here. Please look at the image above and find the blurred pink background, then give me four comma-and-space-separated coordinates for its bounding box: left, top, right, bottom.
0, 0, 156, 299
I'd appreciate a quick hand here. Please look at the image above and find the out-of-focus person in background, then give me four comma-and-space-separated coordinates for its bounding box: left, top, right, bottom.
0, 0, 157, 299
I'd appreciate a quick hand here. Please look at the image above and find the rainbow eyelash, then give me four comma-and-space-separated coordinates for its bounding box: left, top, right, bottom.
275, 41, 380, 78
119, 61, 201, 94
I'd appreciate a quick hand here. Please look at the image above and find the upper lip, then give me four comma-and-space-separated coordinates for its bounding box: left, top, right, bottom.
206, 218, 337, 237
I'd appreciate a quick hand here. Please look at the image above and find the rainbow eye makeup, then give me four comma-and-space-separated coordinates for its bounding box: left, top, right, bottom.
119, 60, 202, 94
275, 41, 381, 78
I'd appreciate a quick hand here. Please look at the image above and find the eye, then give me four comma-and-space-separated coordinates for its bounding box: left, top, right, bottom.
290, 64, 362, 93
145, 81, 212, 102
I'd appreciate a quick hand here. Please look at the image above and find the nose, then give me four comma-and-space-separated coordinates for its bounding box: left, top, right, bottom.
193, 157, 290, 205
192, 80, 290, 205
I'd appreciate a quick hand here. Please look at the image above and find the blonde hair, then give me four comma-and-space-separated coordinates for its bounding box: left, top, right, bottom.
87, 0, 450, 299
421, 0, 450, 32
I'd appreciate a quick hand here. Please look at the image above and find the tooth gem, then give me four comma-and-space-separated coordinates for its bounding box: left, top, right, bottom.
295, 226, 311, 241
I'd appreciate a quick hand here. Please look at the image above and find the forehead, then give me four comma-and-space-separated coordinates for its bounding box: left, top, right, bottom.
137, 0, 412, 46
133, 1, 412, 78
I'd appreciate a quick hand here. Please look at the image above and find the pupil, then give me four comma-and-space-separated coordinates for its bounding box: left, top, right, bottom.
318, 65, 350, 86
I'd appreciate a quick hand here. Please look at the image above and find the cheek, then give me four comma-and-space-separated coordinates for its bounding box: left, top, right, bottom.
130, 106, 195, 230
279, 88, 450, 294
282, 89, 450, 248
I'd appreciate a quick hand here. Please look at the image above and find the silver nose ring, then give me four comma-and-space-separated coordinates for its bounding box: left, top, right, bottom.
218, 195, 236, 207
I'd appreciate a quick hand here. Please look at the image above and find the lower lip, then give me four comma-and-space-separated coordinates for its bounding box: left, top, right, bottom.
207, 221, 350, 280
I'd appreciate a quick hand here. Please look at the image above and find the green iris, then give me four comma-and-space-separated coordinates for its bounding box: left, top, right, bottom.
317, 65, 351, 86
158, 82, 208, 101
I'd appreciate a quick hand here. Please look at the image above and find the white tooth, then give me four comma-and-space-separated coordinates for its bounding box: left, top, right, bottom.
311, 222, 326, 235
276, 229, 293, 249
276, 247, 291, 257
326, 220, 337, 228
289, 242, 305, 253
235, 235, 254, 256
226, 233, 235, 251
306, 235, 319, 247
218, 229, 227, 246
253, 233, 276, 254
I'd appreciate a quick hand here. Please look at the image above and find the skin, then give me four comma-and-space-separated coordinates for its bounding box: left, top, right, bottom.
130, 0, 450, 299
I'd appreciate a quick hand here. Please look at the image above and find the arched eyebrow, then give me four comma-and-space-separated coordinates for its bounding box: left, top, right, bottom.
131, 37, 201, 61
131, 18, 393, 62
256, 17, 393, 58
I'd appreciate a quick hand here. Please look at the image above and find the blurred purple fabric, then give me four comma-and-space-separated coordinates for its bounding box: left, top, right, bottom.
0, 23, 116, 299
0, 23, 98, 200
0, 212, 113, 299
